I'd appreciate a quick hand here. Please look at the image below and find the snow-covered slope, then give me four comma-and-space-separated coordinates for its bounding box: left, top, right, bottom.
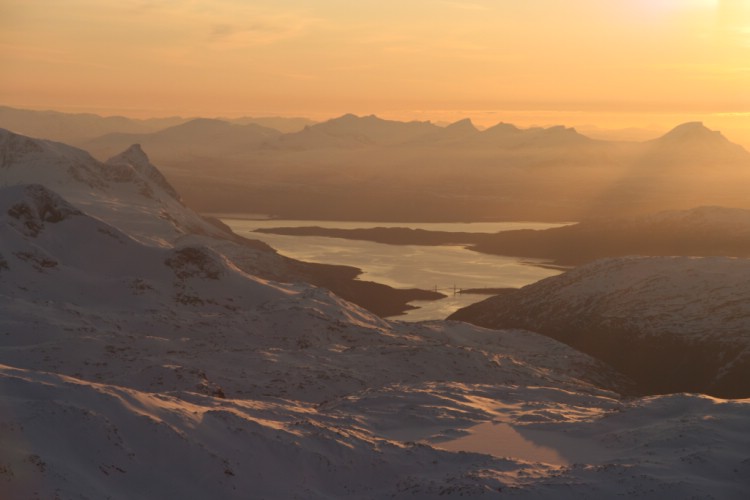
450, 256, 750, 398
0, 128, 232, 246
0, 128, 458, 316
0, 182, 626, 399
3, 363, 749, 499
2, 131, 749, 498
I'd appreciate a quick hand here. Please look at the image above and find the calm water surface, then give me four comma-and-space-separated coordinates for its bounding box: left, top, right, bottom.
431, 422, 608, 465
221, 218, 569, 321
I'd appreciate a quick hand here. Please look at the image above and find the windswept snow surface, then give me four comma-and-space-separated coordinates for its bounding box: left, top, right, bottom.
450, 256, 750, 398
1, 131, 749, 498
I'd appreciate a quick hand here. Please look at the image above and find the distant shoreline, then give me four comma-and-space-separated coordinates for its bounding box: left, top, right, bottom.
252, 214, 750, 267
209, 213, 573, 225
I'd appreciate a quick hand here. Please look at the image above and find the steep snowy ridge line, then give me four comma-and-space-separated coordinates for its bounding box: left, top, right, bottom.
0, 127, 231, 247
0, 127, 448, 317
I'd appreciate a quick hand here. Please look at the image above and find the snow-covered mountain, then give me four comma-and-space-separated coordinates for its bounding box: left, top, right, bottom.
0, 128, 233, 246
450, 256, 750, 398
0, 128, 445, 315
2, 130, 749, 498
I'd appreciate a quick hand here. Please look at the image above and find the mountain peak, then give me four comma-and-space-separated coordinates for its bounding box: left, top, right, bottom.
336, 113, 364, 122
106, 145, 180, 200
671, 121, 708, 131
658, 122, 723, 142
482, 122, 521, 136
300, 113, 439, 146
106, 143, 152, 171
445, 118, 478, 132
652, 122, 749, 158
119, 143, 149, 164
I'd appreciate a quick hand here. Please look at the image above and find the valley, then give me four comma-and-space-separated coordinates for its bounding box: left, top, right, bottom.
223, 217, 566, 320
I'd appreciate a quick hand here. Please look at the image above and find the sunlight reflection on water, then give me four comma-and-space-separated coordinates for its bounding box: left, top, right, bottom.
431, 421, 608, 465
222, 218, 568, 320
433, 422, 569, 465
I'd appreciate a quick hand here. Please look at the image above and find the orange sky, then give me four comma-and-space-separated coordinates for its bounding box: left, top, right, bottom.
2, 0, 749, 145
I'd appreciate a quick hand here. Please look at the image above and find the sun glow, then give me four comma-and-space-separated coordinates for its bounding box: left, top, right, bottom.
632, 0, 718, 15
1, 0, 748, 146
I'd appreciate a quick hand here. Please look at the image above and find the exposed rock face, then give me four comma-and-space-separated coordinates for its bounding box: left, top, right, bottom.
5, 184, 83, 237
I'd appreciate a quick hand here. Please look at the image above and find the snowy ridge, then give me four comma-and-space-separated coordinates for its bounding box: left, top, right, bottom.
105, 143, 181, 200
0, 127, 232, 246
0, 128, 453, 314
450, 256, 750, 397
2, 131, 750, 497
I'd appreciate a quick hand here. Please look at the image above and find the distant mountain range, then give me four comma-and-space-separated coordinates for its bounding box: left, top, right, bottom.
0, 105, 314, 144
85, 118, 283, 159
2, 106, 749, 221
77, 113, 602, 157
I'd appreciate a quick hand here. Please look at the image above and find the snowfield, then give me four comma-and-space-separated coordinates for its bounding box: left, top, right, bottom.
1, 128, 749, 498
450, 256, 750, 398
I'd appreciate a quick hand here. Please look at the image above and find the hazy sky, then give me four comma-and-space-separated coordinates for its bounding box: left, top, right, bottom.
2, 0, 749, 141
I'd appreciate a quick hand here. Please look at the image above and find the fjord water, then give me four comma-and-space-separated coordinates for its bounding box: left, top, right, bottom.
222, 218, 568, 320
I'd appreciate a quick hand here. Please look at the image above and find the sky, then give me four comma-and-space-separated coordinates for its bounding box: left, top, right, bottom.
2, 0, 749, 144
